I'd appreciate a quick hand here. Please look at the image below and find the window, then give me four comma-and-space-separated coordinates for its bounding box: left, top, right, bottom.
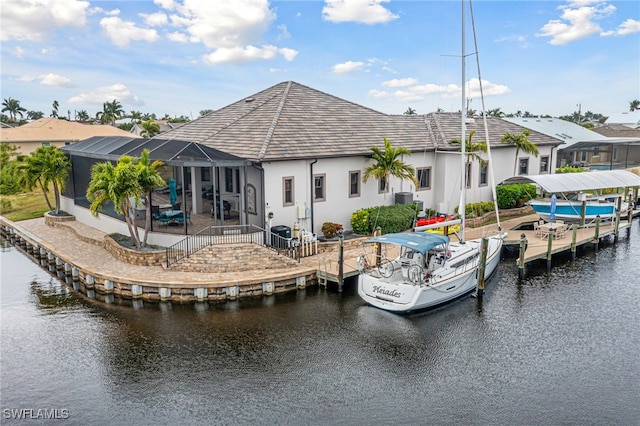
314, 174, 326, 202
479, 162, 488, 186
519, 158, 529, 175
613, 147, 618, 161
593, 147, 600, 157
42, 142, 51, 147
539, 156, 549, 173
349, 171, 360, 197
201, 168, 211, 182
225, 168, 233, 192
378, 176, 388, 194
466, 163, 472, 188
283, 177, 294, 206
416, 167, 431, 190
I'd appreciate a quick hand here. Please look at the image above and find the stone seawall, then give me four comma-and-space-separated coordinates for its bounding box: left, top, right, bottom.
0, 215, 319, 307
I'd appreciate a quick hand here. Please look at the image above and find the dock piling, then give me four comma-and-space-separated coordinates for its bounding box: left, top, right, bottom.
518, 233, 527, 280
594, 215, 601, 251
546, 228, 553, 271
570, 225, 578, 261
337, 230, 344, 293
475, 237, 488, 298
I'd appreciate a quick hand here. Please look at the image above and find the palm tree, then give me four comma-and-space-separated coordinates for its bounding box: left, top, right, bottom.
451, 130, 488, 168
140, 119, 161, 138
2, 97, 27, 122
96, 99, 124, 126
76, 110, 90, 121
630, 99, 640, 112
129, 110, 143, 123
26, 110, 44, 120
51, 100, 59, 118
17, 146, 71, 214
404, 107, 417, 115
363, 138, 418, 194
501, 129, 539, 175
86, 149, 164, 249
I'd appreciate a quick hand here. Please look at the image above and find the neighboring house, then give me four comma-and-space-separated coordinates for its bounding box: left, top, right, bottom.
129, 120, 185, 137
504, 117, 640, 169
0, 117, 138, 156
604, 111, 640, 129
60, 81, 561, 236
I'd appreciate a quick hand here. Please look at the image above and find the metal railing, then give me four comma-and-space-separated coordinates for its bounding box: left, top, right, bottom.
165, 224, 301, 267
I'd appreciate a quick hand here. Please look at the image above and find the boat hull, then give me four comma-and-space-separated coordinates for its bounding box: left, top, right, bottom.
357, 235, 503, 313
529, 199, 617, 222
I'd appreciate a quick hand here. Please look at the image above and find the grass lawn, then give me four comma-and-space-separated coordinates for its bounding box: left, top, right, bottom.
0, 191, 51, 221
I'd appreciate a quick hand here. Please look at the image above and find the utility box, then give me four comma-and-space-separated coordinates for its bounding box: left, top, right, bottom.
395, 192, 413, 205
271, 225, 291, 248
414, 200, 424, 212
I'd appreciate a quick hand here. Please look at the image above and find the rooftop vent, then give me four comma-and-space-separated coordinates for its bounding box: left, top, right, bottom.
245, 97, 255, 103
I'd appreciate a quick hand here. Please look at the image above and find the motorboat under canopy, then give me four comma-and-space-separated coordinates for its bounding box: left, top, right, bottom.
364, 232, 449, 254
501, 170, 640, 194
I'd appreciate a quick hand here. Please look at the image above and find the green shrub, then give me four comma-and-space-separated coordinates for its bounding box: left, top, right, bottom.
556, 165, 586, 173
350, 204, 416, 235
321, 222, 343, 238
0, 164, 21, 195
496, 183, 537, 209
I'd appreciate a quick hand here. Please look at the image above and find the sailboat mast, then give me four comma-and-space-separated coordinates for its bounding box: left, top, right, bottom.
459, 0, 466, 244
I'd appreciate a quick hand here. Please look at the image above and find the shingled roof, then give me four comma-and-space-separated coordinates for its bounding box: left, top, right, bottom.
160, 81, 561, 162
160, 81, 434, 162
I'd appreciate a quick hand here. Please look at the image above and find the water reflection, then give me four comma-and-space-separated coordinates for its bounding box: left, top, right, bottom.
1, 223, 640, 425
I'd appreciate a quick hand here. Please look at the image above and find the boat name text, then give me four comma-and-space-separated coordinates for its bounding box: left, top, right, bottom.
372, 286, 402, 298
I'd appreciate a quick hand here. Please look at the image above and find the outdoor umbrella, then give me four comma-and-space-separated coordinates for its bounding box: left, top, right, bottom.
549, 193, 557, 221
169, 178, 177, 206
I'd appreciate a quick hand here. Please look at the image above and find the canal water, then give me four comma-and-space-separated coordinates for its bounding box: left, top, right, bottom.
1, 223, 639, 425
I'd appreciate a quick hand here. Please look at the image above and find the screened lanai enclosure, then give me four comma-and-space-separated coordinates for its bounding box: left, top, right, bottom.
61, 136, 263, 234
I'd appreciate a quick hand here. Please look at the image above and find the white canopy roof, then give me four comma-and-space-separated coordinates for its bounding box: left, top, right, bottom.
501, 170, 640, 193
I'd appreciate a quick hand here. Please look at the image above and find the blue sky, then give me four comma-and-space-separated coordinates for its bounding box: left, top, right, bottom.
1, 0, 638, 120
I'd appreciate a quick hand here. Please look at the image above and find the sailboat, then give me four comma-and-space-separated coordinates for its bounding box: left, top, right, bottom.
356, 0, 506, 313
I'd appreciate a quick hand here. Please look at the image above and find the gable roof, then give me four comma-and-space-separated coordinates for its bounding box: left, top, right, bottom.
159, 81, 563, 162
0, 118, 136, 143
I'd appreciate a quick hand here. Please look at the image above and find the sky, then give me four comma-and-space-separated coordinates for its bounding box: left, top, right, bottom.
1, 0, 639, 121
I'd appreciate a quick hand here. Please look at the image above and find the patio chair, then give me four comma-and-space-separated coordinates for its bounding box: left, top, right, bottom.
172, 202, 181, 211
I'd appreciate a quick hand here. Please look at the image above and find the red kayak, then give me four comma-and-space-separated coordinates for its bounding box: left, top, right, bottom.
416, 215, 455, 227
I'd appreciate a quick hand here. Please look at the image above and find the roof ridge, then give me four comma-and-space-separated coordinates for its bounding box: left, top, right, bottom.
257, 81, 292, 160
200, 85, 285, 144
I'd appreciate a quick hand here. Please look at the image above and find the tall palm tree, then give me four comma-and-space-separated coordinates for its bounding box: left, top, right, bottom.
17, 146, 71, 214
97, 99, 124, 126
630, 99, 640, 112
363, 138, 418, 194
51, 100, 59, 118
404, 107, 417, 115
501, 129, 539, 175
140, 119, 161, 138
2, 97, 27, 122
86, 149, 164, 249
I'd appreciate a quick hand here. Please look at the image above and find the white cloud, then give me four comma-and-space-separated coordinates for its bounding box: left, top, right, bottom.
536, 1, 615, 45
167, 32, 189, 43
0, 0, 89, 42
382, 78, 418, 88
332, 60, 365, 74
100, 16, 160, 47
394, 90, 423, 103
322, 0, 398, 24
411, 83, 458, 96
68, 83, 143, 106
39, 73, 76, 88
203, 45, 298, 65
367, 89, 391, 99
142, 12, 168, 27
19, 75, 36, 82
12, 46, 25, 58
465, 78, 511, 98
603, 19, 640, 35
166, 0, 275, 49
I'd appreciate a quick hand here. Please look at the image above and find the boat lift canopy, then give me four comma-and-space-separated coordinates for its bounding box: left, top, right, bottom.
501, 170, 640, 194
364, 232, 449, 254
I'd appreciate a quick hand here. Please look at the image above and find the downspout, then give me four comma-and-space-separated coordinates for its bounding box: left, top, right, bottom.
310, 159, 317, 233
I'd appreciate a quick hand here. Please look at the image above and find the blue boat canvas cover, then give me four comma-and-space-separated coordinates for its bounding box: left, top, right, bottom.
364, 232, 449, 254
501, 170, 640, 194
